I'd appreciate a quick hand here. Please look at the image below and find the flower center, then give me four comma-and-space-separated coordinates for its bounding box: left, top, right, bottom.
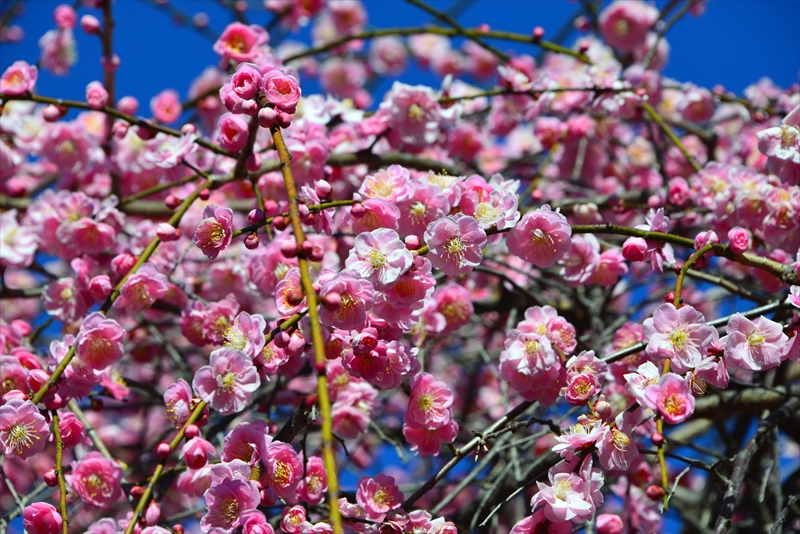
224, 325, 248, 351
474, 203, 499, 225
444, 236, 467, 264
613, 19, 630, 37
369, 178, 394, 199
274, 461, 291, 487
527, 228, 557, 255
553, 479, 573, 501
611, 428, 630, 451
221, 496, 239, 523
669, 329, 689, 351
85, 474, 111, 499
407, 103, 424, 121
663, 393, 685, 416
219, 372, 237, 392
7, 422, 36, 453
368, 249, 387, 269
747, 332, 765, 347
333, 292, 358, 321
524, 339, 540, 356
409, 201, 427, 217
86, 336, 112, 363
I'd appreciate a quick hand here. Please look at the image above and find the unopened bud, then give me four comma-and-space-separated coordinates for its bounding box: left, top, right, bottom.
156, 442, 171, 459
165, 195, 181, 210
44, 469, 58, 487
244, 233, 259, 250
645, 484, 665, 500
184, 424, 200, 440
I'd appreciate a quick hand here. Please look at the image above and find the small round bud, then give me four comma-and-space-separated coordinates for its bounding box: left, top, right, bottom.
314, 179, 332, 199
273, 331, 292, 348
248, 209, 265, 225
477, 23, 490, 33
309, 246, 325, 262
130, 486, 145, 500
244, 233, 259, 249
44, 469, 58, 487
184, 424, 200, 440
258, 107, 278, 128
246, 152, 262, 173
181, 123, 196, 135
117, 96, 139, 115
112, 121, 129, 140
199, 189, 210, 201
651, 432, 665, 447
280, 241, 299, 258
44, 393, 64, 410
165, 195, 181, 210
172, 525, 185, 534
156, 442, 171, 459
664, 291, 675, 303
286, 287, 304, 306
80, 14, 100, 34
43, 104, 62, 122
578, 41, 590, 53
300, 240, 314, 255
645, 484, 666, 500
145, 501, 161, 526
594, 400, 612, 420
277, 111, 292, 128
321, 292, 342, 311
532, 26, 545, 40
273, 216, 289, 231
530, 189, 544, 202
263, 199, 279, 216
100, 53, 121, 73
350, 203, 365, 217
404, 235, 421, 250
574, 15, 591, 32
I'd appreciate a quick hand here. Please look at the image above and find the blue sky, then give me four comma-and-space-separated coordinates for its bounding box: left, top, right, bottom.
1, 0, 798, 112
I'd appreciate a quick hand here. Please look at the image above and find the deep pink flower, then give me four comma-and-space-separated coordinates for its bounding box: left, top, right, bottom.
643, 373, 695, 424
0, 399, 50, 459
296, 456, 328, 505
403, 418, 458, 458
58, 411, 86, 448
350, 198, 402, 234
75, 312, 125, 370
356, 474, 404, 522
424, 214, 487, 277
281, 505, 306, 534
181, 437, 216, 469
164, 379, 193, 428
114, 263, 169, 313
69, 451, 123, 508
0, 60, 37, 95
262, 442, 304, 502
261, 70, 301, 113
727, 226, 751, 255
510, 510, 571, 534
597, 413, 639, 471
531, 470, 594, 523
213, 22, 267, 63
221, 421, 271, 467
193, 348, 261, 415
643, 303, 717, 373
634, 208, 675, 272
318, 270, 375, 330
217, 112, 250, 153
22, 503, 62, 534
397, 184, 450, 239
241, 510, 274, 534
201, 477, 260, 532
722, 313, 789, 371
598, 0, 658, 51
345, 228, 413, 290
507, 205, 572, 268
85, 80, 108, 109
230, 62, 263, 99
150, 89, 182, 124
195, 204, 234, 260
53, 4, 76, 29
406, 372, 453, 429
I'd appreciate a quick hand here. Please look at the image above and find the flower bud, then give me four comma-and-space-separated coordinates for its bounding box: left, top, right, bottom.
130, 486, 145, 499
199, 188, 211, 201
280, 241, 299, 258
314, 179, 332, 199
156, 222, 181, 242
117, 96, 139, 115
651, 432, 665, 446
727, 226, 751, 255
85, 80, 109, 109
89, 275, 113, 300
181, 123, 197, 135
404, 235, 421, 250
300, 240, 314, 255
246, 152, 262, 173
309, 246, 325, 262
596, 514, 624, 534
244, 233, 259, 250
111, 253, 137, 278
44, 469, 58, 487
622, 237, 647, 262
80, 14, 100, 34
145, 501, 161, 526
112, 121, 129, 140
248, 209, 265, 225
156, 442, 172, 459
258, 107, 278, 128
645, 484, 665, 500
532, 26, 545, 40
350, 203, 365, 218
272, 215, 289, 231
42, 104, 62, 122
263, 199, 279, 216
277, 111, 292, 128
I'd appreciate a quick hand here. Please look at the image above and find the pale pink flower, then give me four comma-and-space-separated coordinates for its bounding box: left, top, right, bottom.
0, 60, 37, 95
356, 474, 404, 522
58, 412, 86, 448
224, 311, 267, 360
643, 373, 695, 424
623, 361, 661, 408
397, 184, 450, 239
22, 503, 62, 534
143, 132, 198, 168
757, 105, 800, 177
635, 208, 675, 272
551, 421, 604, 461
678, 85, 715, 123
217, 112, 250, 153
69, 452, 123, 507
261, 69, 301, 113
597, 413, 638, 471
407, 372, 453, 429
193, 348, 261, 415
114, 263, 169, 313
531, 470, 594, 523
201, 477, 260, 532
358, 165, 415, 203
350, 198, 401, 234
561, 235, 601, 286
510, 510, 571, 534
39, 29, 77, 76
598, 0, 658, 51
591, 248, 628, 286
722, 313, 789, 371
403, 418, 458, 458
75, 312, 125, 370
0, 210, 37, 267
345, 228, 413, 290
381, 82, 443, 152
643, 303, 717, 373
466, 189, 520, 230
0, 399, 50, 459
85, 80, 108, 109
164, 379, 194, 428
318, 270, 375, 330
296, 456, 328, 505
195, 204, 234, 259
424, 214, 487, 276
507, 205, 572, 268
369, 36, 408, 75
262, 442, 304, 502
213, 22, 268, 63
180, 437, 216, 469
693, 355, 730, 389
331, 381, 377, 439
150, 89, 182, 124
727, 226, 751, 255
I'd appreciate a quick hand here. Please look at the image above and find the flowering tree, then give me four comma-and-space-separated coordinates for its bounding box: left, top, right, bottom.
0, 1, 799, 533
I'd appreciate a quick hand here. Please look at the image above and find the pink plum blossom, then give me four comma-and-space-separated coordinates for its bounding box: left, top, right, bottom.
403, 418, 458, 458
0, 60, 37, 95
75, 312, 125, 370
164, 379, 194, 428
397, 184, 450, 239
261, 69, 301, 113
0, 399, 50, 459
381, 82, 443, 152
22, 503, 62, 534
424, 214, 487, 276
221, 421, 271, 467
507, 205, 572, 268
0, 209, 37, 267
727, 226, 752, 254
318, 270, 375, 330
195, 204, 234, 260
85, 81, 108, 109
643, 373, 695, 424
114, 263, 170, 313
598, 0, 659, 52
643, 303, 717, 373
358, 165, 415, 203
296, 456, 328, 505
150, 89, 182, 124
634, 208, 675, 272
39, 29, 77, 76
193, 348, 261, 415
213, 22, 268, 63
224, 311, 267, 359
69, 452, 124, 507
531, 470, 594, 523
345, 228, 413, 290
201, 477, 261, 532
180, 437, 216, 469
722, 313, 789, 371
597, 413, 639, 471
356, 474, 404, 522
262, 442, 304, 502
407, 372, 454, 429
217, 112, 250, 153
